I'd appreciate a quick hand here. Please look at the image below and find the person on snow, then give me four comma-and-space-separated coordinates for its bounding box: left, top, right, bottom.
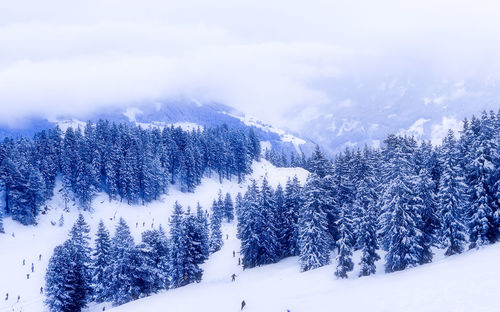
31, 263, 34, 272
5, 293, 8, 300
233, 250, 235, 257
241, 300, 246, 310
231, 274, 237, 282
40, 287, 43, 294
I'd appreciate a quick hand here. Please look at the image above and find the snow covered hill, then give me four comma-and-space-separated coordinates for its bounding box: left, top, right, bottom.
109, 225, 500, 312
0, 160, 308, 312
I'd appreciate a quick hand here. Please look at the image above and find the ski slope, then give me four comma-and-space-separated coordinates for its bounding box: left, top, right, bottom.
0, 160, 308, 312
107, 224, 500, 312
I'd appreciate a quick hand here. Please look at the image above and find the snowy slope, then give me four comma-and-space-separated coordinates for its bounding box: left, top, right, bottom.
107, 226, 500, 312
0, 160, 308, 312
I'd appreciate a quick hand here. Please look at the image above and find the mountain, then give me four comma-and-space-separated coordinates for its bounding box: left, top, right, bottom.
0, 100, 316, 156
294, 75, 500, 153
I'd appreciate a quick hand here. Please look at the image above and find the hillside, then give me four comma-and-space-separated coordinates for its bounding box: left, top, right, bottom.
0, 160, 308, 312
108, 224, 500, 312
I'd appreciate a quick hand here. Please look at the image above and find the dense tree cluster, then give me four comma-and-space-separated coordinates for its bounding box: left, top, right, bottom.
45, 200, 217, 311
239, 110, 500, 278
0, 122, 260, 225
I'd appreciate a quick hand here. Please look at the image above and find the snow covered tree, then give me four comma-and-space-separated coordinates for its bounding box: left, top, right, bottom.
140, 228, 170, 291
109, 217, 136, 305
223, 192, 234, 222
195, 203, 210, 262
209, 199, 223, 253
67, 214, 92, 305
92, 220, 112, 303
438, 130, 467, 256
379, 136, 424, 273
355, 176, 380, 277
182, 208, 204, 283
45, 240, 87, 312
282, 176, 302, 257
335, 205, 354, 279
298, 174, 331, 272
169, 201, 186, 288
466, 113, 498, 248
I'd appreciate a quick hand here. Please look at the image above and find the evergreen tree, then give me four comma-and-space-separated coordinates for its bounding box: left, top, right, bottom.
0, 208, 4, 233
140, 228, 170, 291
182, 208, 204, 283
195, 202, 210, 262
223, 192, 234, 222
335, 205, 354, 279
68, 214, 92, 305
298, 174, 331, 271
109, 217, 136, 305
209, 200, 223, 253
92, 220, 112, 303
169, 201, 188, 288
282, 176, 302, 257
438, 130, 467, 256
45, 240, 87, 312
355, 176, 380, 277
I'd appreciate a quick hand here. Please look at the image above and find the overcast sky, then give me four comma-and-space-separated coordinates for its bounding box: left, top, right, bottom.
1, 0, 499, 129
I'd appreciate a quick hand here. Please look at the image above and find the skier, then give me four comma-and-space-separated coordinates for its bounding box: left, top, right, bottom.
143, 222, 145, 227
226, 234, 229, 240
136, 222, 138, 228
17, 295, 20, 303
238, 258, 241, 265
233, 250, 235, 257
231, 273, 237, 282
31, 263, 34, 272
40, 287, 43, 294
5, 293, 7, 300
27, 274, 30, 279
22, 259, 25, 266
39, 254, 42, 261
241, 300, 246, 310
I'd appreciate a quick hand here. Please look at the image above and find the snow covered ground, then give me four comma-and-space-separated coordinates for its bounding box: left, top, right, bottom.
107, 227, 500, 312
0, 160, 308, 312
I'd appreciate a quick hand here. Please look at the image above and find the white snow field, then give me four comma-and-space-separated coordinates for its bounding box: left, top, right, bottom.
0, 160, 308, 312
2, 160, 500, 312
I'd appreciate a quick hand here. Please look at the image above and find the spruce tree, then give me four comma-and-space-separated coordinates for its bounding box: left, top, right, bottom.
109, 217, 136, 305
169, 201, 187, 288
335, 205, 354, 279
298, 174, 331, 271
68, 214, 92, 305
45, 240, 87, 312
209, 199, 223, 253
438, 130, 467, 256
355, 176, 380, 277
223, 192, 234, 222
92, 220, 112, 303
141, 228, 170, 291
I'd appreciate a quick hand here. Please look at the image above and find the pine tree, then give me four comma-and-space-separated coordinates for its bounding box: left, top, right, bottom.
438, 130, 467, 256
68, 214, 92, 305
257, 177, 280, 264
92, 220, 112, 303
182, 208, 204, 284
209, 199, 223, 253
109, 217, 136, 305
169, 201, 188, 288
298, 174, 331, 271
380, 137, 424, 273
195, 203, 210, 262
355, 176, 380, 277
466, 113, 498, 248
335, 205, 354, 279
282, 176, 302, 257
223, 192, 234, 222
140, 228, 170, 291
45, 240, 87, 312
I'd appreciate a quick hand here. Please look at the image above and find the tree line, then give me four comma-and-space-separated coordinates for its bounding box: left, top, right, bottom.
0, 121, 260, 227
238, 110, 500, 277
